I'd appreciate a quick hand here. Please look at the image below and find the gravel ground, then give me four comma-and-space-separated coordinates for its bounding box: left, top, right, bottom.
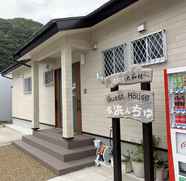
0, 145, 56, 181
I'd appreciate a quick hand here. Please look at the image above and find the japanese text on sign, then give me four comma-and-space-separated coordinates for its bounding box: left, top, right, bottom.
105, 65, 153, 88
106, 90, 154, 123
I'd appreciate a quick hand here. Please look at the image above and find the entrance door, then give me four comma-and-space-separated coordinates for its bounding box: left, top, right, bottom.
72, 62, 82, 134
54, 69, 62, 128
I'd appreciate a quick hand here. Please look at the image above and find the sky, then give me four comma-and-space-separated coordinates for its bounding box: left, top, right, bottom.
0, 0, 109, 24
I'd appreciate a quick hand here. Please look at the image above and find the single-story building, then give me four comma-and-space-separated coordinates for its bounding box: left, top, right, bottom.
1, 0, 186, 175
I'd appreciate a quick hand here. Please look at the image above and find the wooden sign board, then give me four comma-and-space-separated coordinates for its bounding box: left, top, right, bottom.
105, 65, 153, 88
106, 90, 154, 123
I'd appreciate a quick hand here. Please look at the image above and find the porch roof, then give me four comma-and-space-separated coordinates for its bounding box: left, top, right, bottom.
1, 0, 138, 75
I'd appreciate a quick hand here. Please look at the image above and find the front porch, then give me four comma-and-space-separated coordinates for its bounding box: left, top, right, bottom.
29, 32, 91, 139
14, 128, 96, 175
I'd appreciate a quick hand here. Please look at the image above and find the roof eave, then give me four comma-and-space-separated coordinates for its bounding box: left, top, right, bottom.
14, 0, 138, 60
14, 22, 59, 60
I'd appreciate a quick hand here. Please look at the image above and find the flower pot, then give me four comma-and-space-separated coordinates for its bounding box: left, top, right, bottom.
155, 167, 164, 181
132, 161, 144, 178
122, 161, 133, 174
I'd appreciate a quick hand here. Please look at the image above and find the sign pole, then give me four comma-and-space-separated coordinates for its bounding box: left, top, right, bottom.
141, 82, 154, 181
111, 85, 122, 181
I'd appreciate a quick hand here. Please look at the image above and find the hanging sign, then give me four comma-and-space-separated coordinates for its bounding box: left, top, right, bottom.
105, 65, 153, 88
105, 90, 154, 123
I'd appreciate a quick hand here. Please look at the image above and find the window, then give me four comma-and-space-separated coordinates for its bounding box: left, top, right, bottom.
132, 31, 166, 65
103, 44, 127, 77
44, 70, 54, 86
24, 77, 32, 94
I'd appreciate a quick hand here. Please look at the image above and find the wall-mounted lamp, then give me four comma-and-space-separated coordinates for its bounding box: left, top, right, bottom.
93, 43, 97, 50
46, 64, 51, 70
80, 54, 86, 65
137, 23, 146, 33
92, 42, 98, 50
96, 72, 105, 84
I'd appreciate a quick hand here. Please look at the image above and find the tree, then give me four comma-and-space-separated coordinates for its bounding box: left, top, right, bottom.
0, 18, 42, 71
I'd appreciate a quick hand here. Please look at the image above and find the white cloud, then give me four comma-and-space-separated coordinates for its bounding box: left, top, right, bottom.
0, 0, 109, 24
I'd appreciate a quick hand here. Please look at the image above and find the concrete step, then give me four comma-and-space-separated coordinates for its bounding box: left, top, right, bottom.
33, 130, 94, 149
13, 140, 95, 175
22, 135, 96, 162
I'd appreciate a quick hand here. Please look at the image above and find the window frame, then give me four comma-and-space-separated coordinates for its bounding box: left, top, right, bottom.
102, 43, 127, 77
131, 30, 167, 66
23, 77, 32, 94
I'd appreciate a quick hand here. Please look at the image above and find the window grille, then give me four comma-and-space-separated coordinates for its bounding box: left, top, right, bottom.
103, 44, 127, 77
44, 70, 54, 86
131, 31, 166, 65
24, 77, 32, 94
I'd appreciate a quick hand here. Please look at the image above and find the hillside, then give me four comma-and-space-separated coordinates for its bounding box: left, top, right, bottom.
0, 18, 42, 72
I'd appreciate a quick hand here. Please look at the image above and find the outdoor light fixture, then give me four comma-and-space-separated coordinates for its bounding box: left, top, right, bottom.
92, 42, 98, 50
46, 64, 51, 70
137, 23, 146, 33
80, 54, 86, 65
96, 72, 105, 83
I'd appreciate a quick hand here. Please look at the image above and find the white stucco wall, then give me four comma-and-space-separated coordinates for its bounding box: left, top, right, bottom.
81, 0, 186, 149
39, 63, 54, 125
38, 60, 61, 125
12, 60, 61, 125
12, 68, 33, 121
0, 76, 11, 122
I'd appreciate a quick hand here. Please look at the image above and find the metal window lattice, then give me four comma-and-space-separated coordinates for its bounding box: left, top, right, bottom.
132, 31, 165, 65
103, 44, 127, 77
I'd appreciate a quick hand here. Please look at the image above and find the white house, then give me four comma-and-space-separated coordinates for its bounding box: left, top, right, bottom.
1, 0, 186, 175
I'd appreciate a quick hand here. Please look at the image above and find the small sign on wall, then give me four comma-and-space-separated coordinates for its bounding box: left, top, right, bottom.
105, 65, 153, 88
105, 90, 154, 123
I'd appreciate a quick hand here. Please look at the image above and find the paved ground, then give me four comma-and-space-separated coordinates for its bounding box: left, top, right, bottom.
0, 144, 56, 181
6, 118, 52, 135
48, 166, 143, 181
0, 126, 23, 146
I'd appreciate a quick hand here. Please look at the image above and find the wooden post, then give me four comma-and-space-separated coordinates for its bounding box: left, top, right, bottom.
141, 82, 154, 181
111, 85, 122, 181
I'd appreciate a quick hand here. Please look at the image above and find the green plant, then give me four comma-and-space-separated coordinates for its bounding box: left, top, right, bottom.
121, 150, 131, 162
130, 135, 164, 166
130, 144, 144, 162
153, 136, 164, 168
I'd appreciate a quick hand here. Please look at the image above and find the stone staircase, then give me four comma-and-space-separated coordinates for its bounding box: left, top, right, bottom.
13, 129, 96, 175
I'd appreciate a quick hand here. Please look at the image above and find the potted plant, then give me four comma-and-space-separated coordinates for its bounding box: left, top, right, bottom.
130, 144, 144, 178
153, 136, 165, 181
121, 150, 132, 174
154, 158, 164, 181
130, 136, 162, 179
